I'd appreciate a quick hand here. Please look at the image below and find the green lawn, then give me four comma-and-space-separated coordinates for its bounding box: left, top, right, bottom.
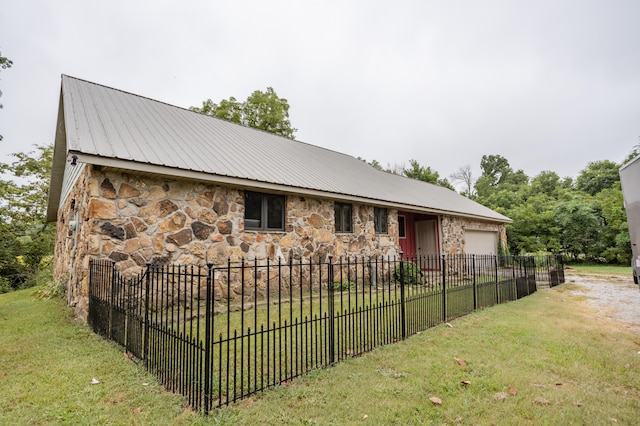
0, 289, 198, 425
1, 277, 639, 425
564, 263, 632, 276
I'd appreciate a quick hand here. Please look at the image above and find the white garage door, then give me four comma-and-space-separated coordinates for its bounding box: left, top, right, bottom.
465, 230, 498, 255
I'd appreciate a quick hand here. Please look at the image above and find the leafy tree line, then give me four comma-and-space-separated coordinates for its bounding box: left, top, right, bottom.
0, 145, 55, 292
367, 151, 637, 264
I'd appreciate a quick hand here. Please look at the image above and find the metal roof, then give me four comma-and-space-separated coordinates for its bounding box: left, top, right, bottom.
47, 75, 510, 223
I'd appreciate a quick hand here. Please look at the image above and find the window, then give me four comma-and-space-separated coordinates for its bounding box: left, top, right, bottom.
244, 191, 285, 231
334, 202, 353, 233
374, 207, 388, 234
398, 215, 406, 238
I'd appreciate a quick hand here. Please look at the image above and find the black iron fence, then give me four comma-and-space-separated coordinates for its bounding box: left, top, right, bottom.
88, 253, 564, 412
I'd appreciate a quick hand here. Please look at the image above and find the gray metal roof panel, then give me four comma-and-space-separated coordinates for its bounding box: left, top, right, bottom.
58, 75, 510, 223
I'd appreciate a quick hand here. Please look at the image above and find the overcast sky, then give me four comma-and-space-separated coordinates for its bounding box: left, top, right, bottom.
1, 0, 639, 189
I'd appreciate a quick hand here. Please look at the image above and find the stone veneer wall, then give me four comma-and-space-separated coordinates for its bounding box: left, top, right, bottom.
53, 164, 93, 318
53, 166, 401, 320
440, 215, 507, 255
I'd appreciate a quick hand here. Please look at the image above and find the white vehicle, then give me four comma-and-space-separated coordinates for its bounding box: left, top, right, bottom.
620, 154, 640, 285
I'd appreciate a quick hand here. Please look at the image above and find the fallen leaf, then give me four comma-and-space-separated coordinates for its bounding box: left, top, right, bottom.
429, 396, 442, 405
495, 392, 507, 400
91, 378, 100, 385
363, 414, 368, 419
455, 416, 463, 424
445, 323, 453, 328
142, 383, 149, 386
508, 386, 517, 396
454, 357, 467, 366
533, 397, 550, 405
610, 418, 618, 423
574, 402, 583, 407
461, 380, 471, 386
133, 407, 141, 415
555, 383, 564, 388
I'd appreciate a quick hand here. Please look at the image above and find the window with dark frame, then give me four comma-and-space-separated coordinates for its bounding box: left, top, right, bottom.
398, 215, 406, 238
374, 207, 388, 234
244, 191, 285, 231
334, 202, 353, 233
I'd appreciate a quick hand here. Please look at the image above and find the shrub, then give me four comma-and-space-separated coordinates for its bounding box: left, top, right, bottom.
0, 276, 11, 294
394, 262, 421, 286
332, 280, 355, 291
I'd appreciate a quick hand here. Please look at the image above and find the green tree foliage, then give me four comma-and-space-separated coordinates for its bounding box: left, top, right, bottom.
554, 197, 602, 261
575, 160, 620, 196
591, 186, 630, 263
191, 87, 297, 139
475, 155, 529, 205
470, 152, 630, 263
0, 51, 13, 141
0, 145, 55, 291
403, 159, 454, 190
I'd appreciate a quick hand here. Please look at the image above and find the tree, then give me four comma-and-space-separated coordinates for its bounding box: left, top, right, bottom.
575, 160, 620, 196
449, 164, 475, 197
191, 87, 297, 139
591, 186, 630, 263
529, 171, 562, 199
475, 155, 528, 207
554, 197, 602, 261
0, 145, 55, 291
0, 51, 13, 141
478, 154, 512, 186
403, 159, 454, 190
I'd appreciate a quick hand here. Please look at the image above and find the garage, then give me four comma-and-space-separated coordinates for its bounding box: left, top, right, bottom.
464, 230, 498, 255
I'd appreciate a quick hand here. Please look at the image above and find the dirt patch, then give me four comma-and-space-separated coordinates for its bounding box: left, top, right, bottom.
566, 274, 640, 333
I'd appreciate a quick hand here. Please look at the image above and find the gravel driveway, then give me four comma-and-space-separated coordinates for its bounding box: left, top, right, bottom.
565, 273, 640, 333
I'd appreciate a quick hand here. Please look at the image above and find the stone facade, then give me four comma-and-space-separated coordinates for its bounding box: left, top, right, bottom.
54, 167, 506, 320
54, 167, 402, 319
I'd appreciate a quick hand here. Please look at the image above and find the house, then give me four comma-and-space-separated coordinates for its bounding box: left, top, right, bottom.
47, 75, 510, 319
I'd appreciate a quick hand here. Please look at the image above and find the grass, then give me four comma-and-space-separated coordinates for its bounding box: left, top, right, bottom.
565, 263, 632, 277
222, 282, 640, 425
1, 276, 639, 424
0, 289, 199, 425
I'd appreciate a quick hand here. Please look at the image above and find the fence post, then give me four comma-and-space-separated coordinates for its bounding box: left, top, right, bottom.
523, 257, 529, 296
441, 255, 447, 323
399, 251, 406, 340
203, 262, 213, 414
494, 255, 499, 304
472, 255, 477, 310
558, 254, 565, 283
124, 274, 131, 355
327, 255, 335, 365
143, 263, 151, 368
109, 261, 117, 340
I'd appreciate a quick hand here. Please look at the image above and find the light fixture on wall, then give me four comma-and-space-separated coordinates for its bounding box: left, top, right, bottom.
71, 155, 78, 166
